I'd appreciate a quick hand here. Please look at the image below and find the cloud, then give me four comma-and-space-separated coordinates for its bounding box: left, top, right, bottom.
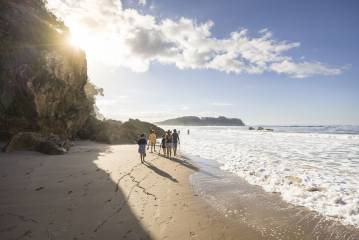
137, 0, 146, 6
211, 102, 234, 107
47, 0, 343, 78
270, 60, 342, 78
96, 95, 128, 107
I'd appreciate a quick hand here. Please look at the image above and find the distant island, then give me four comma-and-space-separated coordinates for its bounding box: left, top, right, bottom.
156, 116, 245, 126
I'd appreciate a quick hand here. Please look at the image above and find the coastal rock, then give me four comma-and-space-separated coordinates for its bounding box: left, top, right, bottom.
306, 186, 326, 192
0, 0, 165, 153
0, 0, 95, 139
35, 141, 67, 155
334, 198, 346, 205
3, 132, 68, 155
78, 117, 165, 144
3, 132, 44, 152
157, 116, 245, 126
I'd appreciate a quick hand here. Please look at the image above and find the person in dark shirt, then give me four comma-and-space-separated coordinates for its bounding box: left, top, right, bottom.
172, 129, 180, 156
165, 130, 173, 159
137, 133, 147, 163
159, 135, 166, 155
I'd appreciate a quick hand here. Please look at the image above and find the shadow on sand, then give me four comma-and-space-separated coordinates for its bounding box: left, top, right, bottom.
0, 142, 151, 240
166, 155, 221, 179
143, 161, 178, 183
166, 156, 199, 171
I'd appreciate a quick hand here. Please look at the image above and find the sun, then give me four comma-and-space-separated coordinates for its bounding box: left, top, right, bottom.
69, 33, 83, 48
65, 22, 118, 64
68, 24, 90, 50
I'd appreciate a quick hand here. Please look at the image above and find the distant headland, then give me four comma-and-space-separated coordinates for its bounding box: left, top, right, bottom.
156, 116, 245, 126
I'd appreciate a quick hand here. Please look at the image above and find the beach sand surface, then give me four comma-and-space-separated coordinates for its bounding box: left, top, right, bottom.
0, 141, 261, 240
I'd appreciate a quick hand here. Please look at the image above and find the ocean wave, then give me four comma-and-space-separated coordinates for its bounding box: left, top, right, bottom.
177, 126, 359, 228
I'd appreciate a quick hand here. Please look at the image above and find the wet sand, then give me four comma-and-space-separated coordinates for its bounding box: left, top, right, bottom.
0, 141, 358, 240
190, 156, 359, 240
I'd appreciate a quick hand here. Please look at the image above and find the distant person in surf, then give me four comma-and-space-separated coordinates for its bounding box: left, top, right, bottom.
165, 130, 173, 159
172, 129, 180, 156
148, 129, 157, 153
137, 133, 147, 163
187, 129, 190, 135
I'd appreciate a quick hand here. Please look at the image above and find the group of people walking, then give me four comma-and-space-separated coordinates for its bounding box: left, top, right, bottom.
137, 129, 180, 163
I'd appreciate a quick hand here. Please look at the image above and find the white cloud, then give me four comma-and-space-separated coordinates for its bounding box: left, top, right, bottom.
211, 102, 234, 107
47, 0, 343, 78
96, 95, 128, 107
270, 60, 342, 78
138, 0, 146, 6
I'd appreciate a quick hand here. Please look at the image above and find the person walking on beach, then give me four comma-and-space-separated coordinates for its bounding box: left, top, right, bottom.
172, 129, 180, 156
159, 134, 166, 155
165, 130, 173, 159
137, 133, 147, 163
148, 129, 157, 153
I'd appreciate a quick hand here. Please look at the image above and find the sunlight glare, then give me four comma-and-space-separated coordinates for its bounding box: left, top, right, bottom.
68, 24, 90, 50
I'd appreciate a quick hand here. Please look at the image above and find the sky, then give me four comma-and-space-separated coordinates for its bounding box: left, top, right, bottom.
47, 0, 359, 125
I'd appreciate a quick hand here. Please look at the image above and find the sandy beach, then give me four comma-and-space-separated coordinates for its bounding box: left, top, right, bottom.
0, 141, 262, 240
1, 141, 359, 240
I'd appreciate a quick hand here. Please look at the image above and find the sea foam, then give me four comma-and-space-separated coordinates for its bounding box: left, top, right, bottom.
176, 126, 359, 228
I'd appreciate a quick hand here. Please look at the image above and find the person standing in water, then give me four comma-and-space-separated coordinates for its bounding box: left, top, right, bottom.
137, 133, 147, 163
172, 129, 180, 156
165, 130, 173, 159
148, 129, 157, 153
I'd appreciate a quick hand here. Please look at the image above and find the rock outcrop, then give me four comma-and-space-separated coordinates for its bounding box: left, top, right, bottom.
0, 0, 164, 154
3, 132, 69, 155
78, 117, 165, 144
0, 0, 96, 140
157, 116, 245, 126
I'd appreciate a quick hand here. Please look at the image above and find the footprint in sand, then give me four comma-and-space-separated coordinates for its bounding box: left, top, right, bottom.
0, 225, 17, 233
190, 231, 197, 238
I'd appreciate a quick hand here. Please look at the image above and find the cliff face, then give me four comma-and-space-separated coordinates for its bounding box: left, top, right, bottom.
0, 0, 165, 153
0, 0, 95, 139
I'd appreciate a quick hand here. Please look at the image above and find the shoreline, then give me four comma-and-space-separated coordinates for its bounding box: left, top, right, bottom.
187, 154, 359, 240
0, 141, 358, 239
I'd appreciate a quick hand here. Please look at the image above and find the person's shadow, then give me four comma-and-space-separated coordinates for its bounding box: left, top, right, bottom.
166, 156, 199, 171
143, 161, 178, 183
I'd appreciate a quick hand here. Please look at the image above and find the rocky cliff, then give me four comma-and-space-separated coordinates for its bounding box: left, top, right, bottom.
0, 0, 94, 139
0, 0, 164, 154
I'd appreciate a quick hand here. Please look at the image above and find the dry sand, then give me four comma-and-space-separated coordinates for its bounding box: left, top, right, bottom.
0, 141, 261, 240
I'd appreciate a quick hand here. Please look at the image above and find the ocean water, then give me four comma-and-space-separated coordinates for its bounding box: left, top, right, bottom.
170, 125, 359, 228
